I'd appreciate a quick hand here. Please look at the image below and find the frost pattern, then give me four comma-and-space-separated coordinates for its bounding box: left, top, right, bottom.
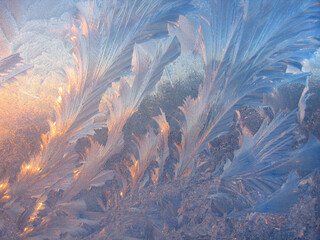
0, 0, 319, 239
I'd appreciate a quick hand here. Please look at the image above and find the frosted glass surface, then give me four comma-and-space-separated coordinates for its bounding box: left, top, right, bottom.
0, 0, 319, 239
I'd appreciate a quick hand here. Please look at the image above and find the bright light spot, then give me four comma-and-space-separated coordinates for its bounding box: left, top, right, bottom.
57, 95, 62, 103
1, 195, 10, 200
70, 36, 77, 43
73, 169, 80, 179
120, 191, 123, 197
36, 202, 43, 211
26, 165, 31, 170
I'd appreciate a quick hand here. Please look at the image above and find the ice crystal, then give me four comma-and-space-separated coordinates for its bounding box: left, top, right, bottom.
0, 0, 319, 239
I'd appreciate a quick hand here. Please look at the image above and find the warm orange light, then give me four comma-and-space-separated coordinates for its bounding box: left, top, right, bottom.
57, 95, 62, 103
21, 226, 34, 236
36, 202, 43, 211
70, 36, 77, 43
71, 24, 77, 33
73, 169, 80, 179
72, 52, 79, 66
1, 195, 10, 200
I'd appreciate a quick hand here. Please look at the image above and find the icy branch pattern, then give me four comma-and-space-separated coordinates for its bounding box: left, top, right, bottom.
0, 0, 319, 239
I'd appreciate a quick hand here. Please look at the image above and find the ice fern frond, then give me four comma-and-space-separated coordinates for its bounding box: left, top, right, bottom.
8, 0, 185, 194
222, 110, 298, 181
63, 37, 179, 200
254, 137, 320, 214
209, 110, 297, 215
101, 36, 180, 129
129, 129, 161, 193
65, 0, 192, 142
175, 0, 320, 178
152, 110, 170, 183
210, 110, 320, 215
128, 110, 170, 193
62, 138, 120, 202
23, 200, 103, 239
0, 53, 33, 87
5, 1, 189, 234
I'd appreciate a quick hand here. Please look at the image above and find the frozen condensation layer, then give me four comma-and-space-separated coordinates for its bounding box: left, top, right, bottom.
0, 0, 319, 239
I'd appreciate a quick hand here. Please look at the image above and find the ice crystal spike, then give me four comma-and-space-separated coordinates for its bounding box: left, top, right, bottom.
0, 0, 319, 239
210, 110, 320, 216
126, 110, 170, 193
2, 0, 191, 235
63, 37, 179, 201
0, 53, 33, 87
255, 136, 320, 213
175, 0, 320, 178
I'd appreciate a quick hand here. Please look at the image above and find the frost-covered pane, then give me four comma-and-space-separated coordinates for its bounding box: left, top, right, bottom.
0, 0, 319, 239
